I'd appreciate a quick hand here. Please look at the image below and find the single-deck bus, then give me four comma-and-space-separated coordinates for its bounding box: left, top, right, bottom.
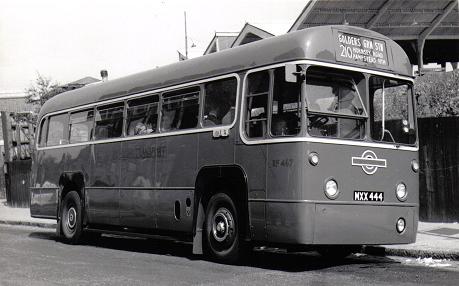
31, 25, 418, 263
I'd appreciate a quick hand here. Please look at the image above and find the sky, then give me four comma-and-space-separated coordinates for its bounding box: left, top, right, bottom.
0, 0, 307, 93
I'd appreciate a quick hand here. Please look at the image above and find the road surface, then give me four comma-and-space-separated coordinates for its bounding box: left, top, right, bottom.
0, 224, 458, 285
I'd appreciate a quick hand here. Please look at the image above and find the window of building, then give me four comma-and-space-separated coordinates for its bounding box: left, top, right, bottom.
127, 95, 159, 136
305, 66, 366, 139
245, 71, 269, 138
202, 77, 237, 127
94, 103, 124, 140
271, 67, 302, 136
46, 113, 68, 146
161, 87, 200, 131
69, 109, 94, 143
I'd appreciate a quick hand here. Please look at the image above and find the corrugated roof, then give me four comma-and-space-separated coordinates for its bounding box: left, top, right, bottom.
290, 0, 459, 40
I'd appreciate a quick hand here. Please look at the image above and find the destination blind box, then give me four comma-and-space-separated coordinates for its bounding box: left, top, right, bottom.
334, 30, 389, 68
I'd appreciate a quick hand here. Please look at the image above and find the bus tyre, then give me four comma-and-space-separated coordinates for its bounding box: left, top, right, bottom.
204, 193, 240, 264
60, 191, 83, 244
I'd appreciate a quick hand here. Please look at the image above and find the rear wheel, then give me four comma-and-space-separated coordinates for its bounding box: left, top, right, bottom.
60, 191, 83, 244
204, 193, 241, 264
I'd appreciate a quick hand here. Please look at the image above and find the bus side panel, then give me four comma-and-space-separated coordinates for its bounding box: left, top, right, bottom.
235, 144, 267, 241
266, 202, 314, 244
155, 134, 197, 232
65, 144, 91, 215
119, 138, 157, 229
86, 142, 121, 226
197, 130, 235, 167
30, 148, 67, 219
266, 142, 311, 243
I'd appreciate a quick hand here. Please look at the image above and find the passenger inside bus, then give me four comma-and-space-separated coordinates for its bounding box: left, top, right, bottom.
161, 109, 176, 131
221, 106, 235, 125
203, 99, 225, 126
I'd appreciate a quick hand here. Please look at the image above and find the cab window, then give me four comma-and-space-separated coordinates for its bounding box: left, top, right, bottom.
271, 67, 301, 136
245, 71, 269, 138
306, 66, 366, 139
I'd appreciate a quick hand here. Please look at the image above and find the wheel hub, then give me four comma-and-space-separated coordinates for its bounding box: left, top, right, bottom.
67, 207, 76, 229
212, 207, 234, 242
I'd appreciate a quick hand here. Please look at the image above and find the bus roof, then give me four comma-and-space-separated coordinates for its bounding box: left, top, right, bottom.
40, 25, 412, 117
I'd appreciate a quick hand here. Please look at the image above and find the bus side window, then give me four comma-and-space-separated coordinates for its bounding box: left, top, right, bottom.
127, 95, 159, 136
69, 109, 94, 143
46, 113, 69, 146
202, 77, 237, 127
94, 103, 124, 140
271, 67, 302, 136
38, 118, 48, 147
161, 87, 200, 132
245, 71, 269, 138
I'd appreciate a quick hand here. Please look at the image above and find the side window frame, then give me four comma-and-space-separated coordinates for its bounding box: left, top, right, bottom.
126, 94, 159, 137
69, 108, 95, 144
269, 66, 303, 137
37, 117, 48, 148
46, 113, 69, 146
201, 77, 238, 127
160, 86, 201, 132
94, 102, 125, 140
243, 69, 271, 139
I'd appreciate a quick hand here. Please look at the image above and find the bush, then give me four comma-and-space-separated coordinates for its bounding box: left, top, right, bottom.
415, 70, 459, 118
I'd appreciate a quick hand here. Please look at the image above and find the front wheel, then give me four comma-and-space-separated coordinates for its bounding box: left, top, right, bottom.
204, 193, 241, 264
60, 191, 83, 244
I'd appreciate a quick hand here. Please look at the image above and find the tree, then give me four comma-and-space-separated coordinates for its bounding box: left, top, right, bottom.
25, 74, 64, 107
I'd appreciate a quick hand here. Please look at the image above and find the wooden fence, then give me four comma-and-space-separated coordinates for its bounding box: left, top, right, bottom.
418, 117, 459, 222
5, 159, 31, 207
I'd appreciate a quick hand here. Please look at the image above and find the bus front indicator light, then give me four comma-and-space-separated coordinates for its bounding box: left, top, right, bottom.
396, 183, 407, 201
324, 179, 339, 199
308, 152, 319, 166
396, 218, 406, 233
411, 160, 419, 173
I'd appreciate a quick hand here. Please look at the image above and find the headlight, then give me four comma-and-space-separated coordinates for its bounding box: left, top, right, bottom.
396, 183, 407, 201
411, 160, 419, 173
324, 179, 339, 199
308, 152, 319, 166
396, 218, 406, 233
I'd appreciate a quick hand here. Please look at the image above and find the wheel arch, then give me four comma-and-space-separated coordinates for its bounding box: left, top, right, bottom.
58, 172, 86, 224
192, 164, 249, 255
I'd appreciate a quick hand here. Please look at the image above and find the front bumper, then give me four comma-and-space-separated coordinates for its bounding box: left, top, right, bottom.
265, 201, 418, 245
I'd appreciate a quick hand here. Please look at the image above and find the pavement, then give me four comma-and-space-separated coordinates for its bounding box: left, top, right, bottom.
1, 199, 458, 260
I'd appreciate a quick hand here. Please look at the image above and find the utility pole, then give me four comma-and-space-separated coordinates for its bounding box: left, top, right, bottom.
184, 11, 188, 59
